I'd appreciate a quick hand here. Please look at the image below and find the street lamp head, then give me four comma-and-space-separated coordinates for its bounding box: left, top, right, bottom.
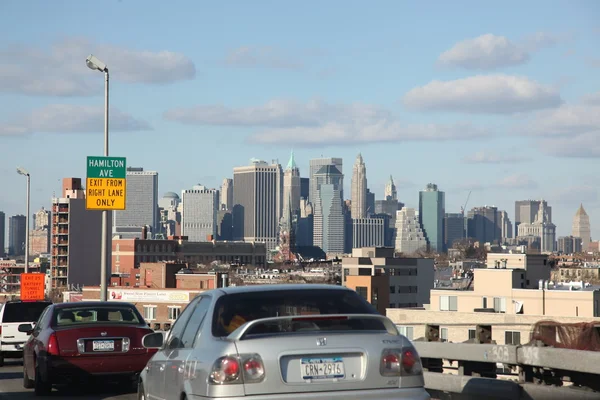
16, 167, 29, 176
86, 54, 107, 72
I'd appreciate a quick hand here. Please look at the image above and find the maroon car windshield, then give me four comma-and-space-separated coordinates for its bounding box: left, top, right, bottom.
52, 306, 143, 327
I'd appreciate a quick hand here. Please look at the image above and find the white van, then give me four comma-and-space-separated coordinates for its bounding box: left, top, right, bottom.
0, 300, 52, 366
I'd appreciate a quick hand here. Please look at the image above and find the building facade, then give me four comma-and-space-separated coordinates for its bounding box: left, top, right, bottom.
181, 185, 219, 242
350, 153, 367, 219
572, 204, 591, 252
313, 165, 345, 254
419, 183, 445, 252
8, 215, 26, 257
113, 167, 159, 239
394, 208, 428, 255
308, 157, 343, 206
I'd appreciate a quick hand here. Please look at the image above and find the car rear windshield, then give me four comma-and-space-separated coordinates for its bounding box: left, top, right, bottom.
52, 306, 142, 327
1, 302, 51, 323
212, 288, 382, 337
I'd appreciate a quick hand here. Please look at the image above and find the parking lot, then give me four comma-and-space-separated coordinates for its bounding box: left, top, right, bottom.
0, 360, 136, 399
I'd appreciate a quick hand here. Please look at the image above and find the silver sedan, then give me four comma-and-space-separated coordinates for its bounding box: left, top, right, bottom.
138, 284, 430, 400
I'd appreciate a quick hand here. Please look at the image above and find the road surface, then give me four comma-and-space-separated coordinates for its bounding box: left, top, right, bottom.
0, 360, 136, 399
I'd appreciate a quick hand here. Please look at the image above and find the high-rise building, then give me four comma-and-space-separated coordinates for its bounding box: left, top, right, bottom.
300, 178, 309, 200
313, 165, 345, 254
113, 167, 159, 239
572, 204, 591, 252
232, 160, 283, 254
351, 154, 367, 219
181, 185, 219, 242
385, 175, 397, 201
517, 201, 556, 253
220, 178, 233, 211
33, 208, 51, 230
557, 236, 582, 254
419, 183, 445, 252
0, 211, 5, 257
50, 177, 109, 288
352, 218, 385, 249
445, 213, 465, 250
514, 200, 552, 238
283, 150, 301, 218
499, 210, 513, 241
394, 208, 427, 254
309, 157, 342, 206
466, 206, 501, 244
8, 215, 26, 256
366, 189, 375, 216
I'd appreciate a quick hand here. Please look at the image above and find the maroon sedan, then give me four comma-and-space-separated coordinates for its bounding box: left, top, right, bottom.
19, 301, 157, 396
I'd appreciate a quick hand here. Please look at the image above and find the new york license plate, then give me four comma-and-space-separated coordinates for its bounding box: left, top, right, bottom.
92, 340, 114, 352
301, 357, 345, 379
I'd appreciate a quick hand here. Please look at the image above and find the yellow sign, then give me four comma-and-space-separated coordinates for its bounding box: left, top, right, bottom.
85, 178, 126, 210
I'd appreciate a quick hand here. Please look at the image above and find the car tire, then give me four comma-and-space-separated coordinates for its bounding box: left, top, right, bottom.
137, 381, 146, 400
34, 363, 52, 396
23, 362, 34, 389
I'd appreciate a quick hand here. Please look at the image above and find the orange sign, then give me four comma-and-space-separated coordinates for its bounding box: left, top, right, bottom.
20, 273, 46, 301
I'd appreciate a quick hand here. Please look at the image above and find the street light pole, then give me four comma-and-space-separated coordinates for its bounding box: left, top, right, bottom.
16, 168, 30, 273
86, 54, 110, 302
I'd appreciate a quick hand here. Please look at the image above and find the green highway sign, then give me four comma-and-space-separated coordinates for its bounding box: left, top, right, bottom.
86, 156, 127, 210
87, 156, 127, 179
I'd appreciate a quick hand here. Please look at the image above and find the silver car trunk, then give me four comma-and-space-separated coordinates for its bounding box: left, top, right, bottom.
229, 315, 414, 395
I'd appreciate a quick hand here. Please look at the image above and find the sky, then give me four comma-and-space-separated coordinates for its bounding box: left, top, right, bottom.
0, 0, 599, 241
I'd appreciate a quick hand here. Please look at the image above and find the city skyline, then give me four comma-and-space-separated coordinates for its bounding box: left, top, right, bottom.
1, 1, 599, 240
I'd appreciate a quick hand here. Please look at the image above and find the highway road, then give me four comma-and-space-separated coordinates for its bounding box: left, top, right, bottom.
0, 360, 136, 399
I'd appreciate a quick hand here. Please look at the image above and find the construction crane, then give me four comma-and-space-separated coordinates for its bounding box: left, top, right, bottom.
460, 190, 471, 215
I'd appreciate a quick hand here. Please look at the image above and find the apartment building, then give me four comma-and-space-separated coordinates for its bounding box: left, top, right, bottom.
342, 247, 434, 314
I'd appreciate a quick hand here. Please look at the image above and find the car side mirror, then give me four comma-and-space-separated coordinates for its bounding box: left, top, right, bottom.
142, 332, 164, 349
18, 323, 34, 334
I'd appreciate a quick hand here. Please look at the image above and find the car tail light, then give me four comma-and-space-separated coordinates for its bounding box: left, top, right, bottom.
242, 355, 265, 383
48, 333, 60, 356
209, 354, 265, 385
380, 347, 422, 377
210, 356, 241, 384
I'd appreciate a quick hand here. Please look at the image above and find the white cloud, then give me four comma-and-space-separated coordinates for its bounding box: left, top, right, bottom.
497, 173, 538, 189
164, 99, 490, 146
438, 34, 529, 70
0, 104, 151, 136
438, 32, 560, 70
0, 38, 196, 96
403, 75, 562, 114
462, 151, 526, 164
224, 46, 304, 70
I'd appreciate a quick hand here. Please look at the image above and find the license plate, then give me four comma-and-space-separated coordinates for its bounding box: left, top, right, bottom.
92, 340, 114, 352
301, 357, 345, 379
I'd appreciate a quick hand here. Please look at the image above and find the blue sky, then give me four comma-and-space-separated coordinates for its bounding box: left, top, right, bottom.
1, 0, 599, 240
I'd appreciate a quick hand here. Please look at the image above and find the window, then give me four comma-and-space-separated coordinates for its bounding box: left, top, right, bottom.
398, 286, 418, 293
180, 296, 211, 348
493, 297, 506, 313
505, 331, 521, 345
389, 285, 396, 294
1, 301, 52, 323
371, 287, 379, 309
440, 327, 448, 342
468, 329, 476, 340
143, 305, 157, 321
165, 296, 202, 350
389, 303, 395, 308
482, 297, 487, 308
396, 325, 414, 340
440, 295, 458, 311
54, 305, 142, 326
168, 306, 181, 321
356, 286, 368, 300
211, 288, 380, 337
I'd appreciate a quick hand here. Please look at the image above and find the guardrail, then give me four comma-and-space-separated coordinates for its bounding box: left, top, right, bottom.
414, 341, 600, 400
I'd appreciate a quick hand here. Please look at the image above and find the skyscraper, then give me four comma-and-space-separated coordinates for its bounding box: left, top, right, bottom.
313, 165, 344, 254
220, 178, 233, 211
572, 204, 591, 252
517, 201, 556, 253
385, 175, 397, 201
514, 200, 552, 238
466, 206, 501, 244
0, 211, 5, 257
113, 167, 159, 239
181, 185, 219, 242
232, 160, 283, 253
8, 215, 26, 256
445, 213, 465, 250
419, 183, 445, 252
309, 157, 343, 206
394, 208, 427, 254
283, 150, 301, 218
351, 153, 367, 219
